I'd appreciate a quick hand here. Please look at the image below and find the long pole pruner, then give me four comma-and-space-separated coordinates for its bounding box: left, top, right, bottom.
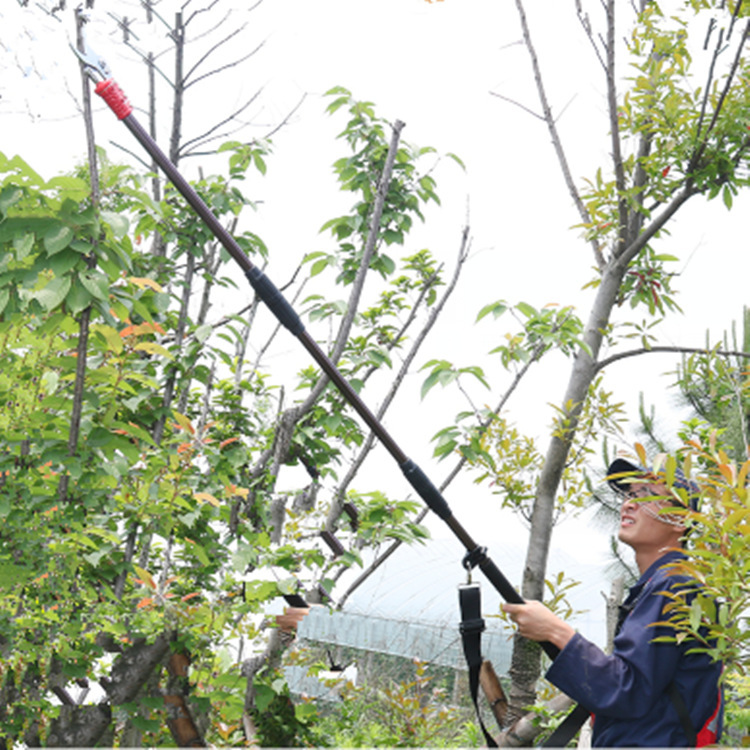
70, 42, 561, 666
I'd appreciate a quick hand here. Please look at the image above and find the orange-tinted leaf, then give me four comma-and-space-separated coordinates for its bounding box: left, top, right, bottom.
129, 276, 164, 292
634, 442, 648, 466
133, 564, 156, 590
195, 492, 220, 507
173, 411, 195, 434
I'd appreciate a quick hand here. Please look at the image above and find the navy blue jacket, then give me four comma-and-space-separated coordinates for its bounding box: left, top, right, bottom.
546, 551, 722, 747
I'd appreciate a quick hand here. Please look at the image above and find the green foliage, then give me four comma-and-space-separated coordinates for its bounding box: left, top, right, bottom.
311, 659, 477, 748
578, 1, 750, 316
673, 333, 750, 464
423, 300, 607, 498
646, 442, 750, 673
352, 490, 430, 546
0, 76, 461, 742
319, 86, 453, 285
724, 672, 750, 747
248, 667, 319, 747
477, 301, 590, 366
420, 359, 490, 401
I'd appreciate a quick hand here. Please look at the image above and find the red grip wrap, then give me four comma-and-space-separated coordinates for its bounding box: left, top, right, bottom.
95, 79, 133, 120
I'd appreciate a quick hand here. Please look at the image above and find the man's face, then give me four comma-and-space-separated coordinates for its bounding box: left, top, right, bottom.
618, 479, 685, 550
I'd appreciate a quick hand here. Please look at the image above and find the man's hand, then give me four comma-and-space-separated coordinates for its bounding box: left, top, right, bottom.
275, 606, 310, 634
502, 600, 576, 650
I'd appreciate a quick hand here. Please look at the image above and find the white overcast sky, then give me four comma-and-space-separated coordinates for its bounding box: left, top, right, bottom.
2, 0, 748, 637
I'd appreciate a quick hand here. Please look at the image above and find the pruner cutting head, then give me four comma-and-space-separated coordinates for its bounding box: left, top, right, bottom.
70, 39, 111, 82
70, 34, 133, 121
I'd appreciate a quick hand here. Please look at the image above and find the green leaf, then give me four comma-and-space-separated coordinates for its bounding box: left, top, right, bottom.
0, 563, 33, 591
48, 248, 80, 277
44, 224, 74, 256
194, 324, 212, 344
45, 175, 89, 200
101, 210, 129, 239
134, 342, 174, 359
66, 282, 93, 315
477, 300, 508, 322
243, 580, 277, 602
0, 288, 9, 316
446, 152, 466, 170
13, 233, 34, 260
79, 270, 110, 301
0, 186, 22, 217
129, 715, 162, 732
515, 301, 537, 319
310, 258, 330, 277
255, 684, 275, 713
40, 371, 60, 395
91, 324, 124, 355
187, 539, 211, 566
295, 702, 318, 724
35, 276, 71, 312
722, 184, 733, 210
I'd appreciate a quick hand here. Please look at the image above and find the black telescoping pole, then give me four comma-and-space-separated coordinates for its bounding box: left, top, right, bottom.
95, 74, 559, 662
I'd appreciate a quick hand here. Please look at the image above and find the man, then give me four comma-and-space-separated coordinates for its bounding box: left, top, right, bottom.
503, 457, 723, 747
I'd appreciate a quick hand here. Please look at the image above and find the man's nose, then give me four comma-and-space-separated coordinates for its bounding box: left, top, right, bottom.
621, 494, 639, 511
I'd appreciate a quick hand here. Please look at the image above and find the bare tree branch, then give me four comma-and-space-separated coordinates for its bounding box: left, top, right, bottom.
689, 17, 750, 173
488, 90, 544, 121
604, 0, 629, 257
179, 88, 262, 157
513, 0, 606, 270
183, 22, 245, 83
575, 0, 607, 73
262, 93, 307, 141
185, 39, 266, 90
595, 344, 750, 373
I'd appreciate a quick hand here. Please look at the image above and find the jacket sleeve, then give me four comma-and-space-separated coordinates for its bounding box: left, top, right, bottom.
545, 580, 681, 718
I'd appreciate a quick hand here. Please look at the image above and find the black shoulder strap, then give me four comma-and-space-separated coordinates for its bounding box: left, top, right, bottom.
666, 680, 698, 746
458, 583, 498, 748
541, 702, 591, 747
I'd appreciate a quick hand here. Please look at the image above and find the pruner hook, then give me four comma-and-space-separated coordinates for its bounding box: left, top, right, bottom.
70, 38, 111, 82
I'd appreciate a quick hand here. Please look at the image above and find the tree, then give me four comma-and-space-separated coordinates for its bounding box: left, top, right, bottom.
416, 0, 750, 742
0, 2, 468, 745
4, 0, 750, 746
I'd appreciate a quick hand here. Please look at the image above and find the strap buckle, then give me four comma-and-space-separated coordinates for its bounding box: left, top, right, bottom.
462, 545, 488, 583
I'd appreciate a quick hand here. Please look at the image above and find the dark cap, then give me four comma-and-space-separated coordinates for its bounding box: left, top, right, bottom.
606, 457, 700, 511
